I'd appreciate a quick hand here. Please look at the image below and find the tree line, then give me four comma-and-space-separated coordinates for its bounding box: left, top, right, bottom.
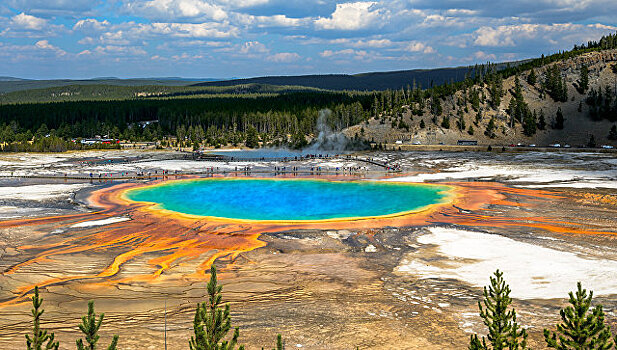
0, 92, 372, 150
586, 85, 617, 122
0, 32, 616, 151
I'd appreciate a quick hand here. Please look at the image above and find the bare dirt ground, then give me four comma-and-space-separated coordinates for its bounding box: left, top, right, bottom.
0, 150, 616, 349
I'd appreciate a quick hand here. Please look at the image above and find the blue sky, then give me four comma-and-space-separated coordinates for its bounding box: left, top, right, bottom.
1, 0, 616, 79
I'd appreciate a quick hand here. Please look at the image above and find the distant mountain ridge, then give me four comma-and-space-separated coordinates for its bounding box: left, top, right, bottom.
192, 68, 471, 91
0, 62, 523, 94
192, 63, 522, 91
0, 77, 222, 94
0, 77, 32, 82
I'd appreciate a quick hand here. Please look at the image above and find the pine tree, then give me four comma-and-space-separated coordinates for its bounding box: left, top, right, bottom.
544, 66, 569, 102
508, 98, 518, 126
34, 124, 49, 140
578, 65, 589, 93
245, 126, 259, 148
189, 265, 245, 350
458, 117, 466, 131
291, 131, 307, 149
544, 282, 614, 349
469, 270, 528, 350
485, 117, 497, 138
588, 135, 597, 148
431, 96, 443, 116
554, 108, 565, 129
489, 78, 503, 108
514, 75, 523, 100
419, 119, 426, 129
469, 335, 487, 350
523, 110, 537, 136
25, 286, 59, 350
470, 88, 481, 111
76, 301, 118, 350
608, 125, 617, 140
538, 109, 547, 130
475, 109, 482, 125
441, 116, 450, 129
263, 334, 284, 350
527, 69, 537, 86
373, 96, 379, 117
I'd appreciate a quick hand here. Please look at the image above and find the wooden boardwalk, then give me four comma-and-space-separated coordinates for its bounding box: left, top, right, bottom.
0, 155, 396, 181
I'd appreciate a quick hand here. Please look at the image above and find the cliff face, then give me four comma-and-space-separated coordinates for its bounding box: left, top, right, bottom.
554, 50, 617, 72
347, 49, 617, 147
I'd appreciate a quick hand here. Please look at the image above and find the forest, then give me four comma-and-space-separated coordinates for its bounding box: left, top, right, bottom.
0, 91, 372, 150
0, 32, 616, 151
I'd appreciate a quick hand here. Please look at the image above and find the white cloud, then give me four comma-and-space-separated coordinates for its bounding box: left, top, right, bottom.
0, 12, 66, 38
171, 52, 204, 60
12, 12, 47, 30
238, 41, 268, 54
0, 40, 69, 62
420, 13, 470, 28
3, 0, 617, 77
351, 39, 392, 48
72, 18, 238, 52
473, 24, 533, 46
320, 48, 349, 57
236, 13, 307, 28
125, 0, 228, 21
444, 9, 478, 16
156, 39, 229, 49
93, 45, 147, 56
215, 0, 270, 8
473, 50, 496, 60
319, 48, 369, 59
267, 52, 300, 62
77, 37, 95, 45
98, 31, 132, 45
7, 0, 101, 17
293, 37, 395, 49
147, 22, 239, 38
315, 2, 385, 31
35, 39, 59, 50
73, 18, 111, 32
473, 23, 617, 47
404, 41, 435, 54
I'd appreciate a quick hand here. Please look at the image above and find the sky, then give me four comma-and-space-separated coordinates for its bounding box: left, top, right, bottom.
0, 0, 616, 79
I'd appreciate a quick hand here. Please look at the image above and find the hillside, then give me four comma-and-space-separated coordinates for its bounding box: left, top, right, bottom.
345, 49, 617, 147
0, 77, 206, 94
0, 62, 520, 96
1, 34, 616, 151
0, 83, 329, 104
192, 65, 509, 91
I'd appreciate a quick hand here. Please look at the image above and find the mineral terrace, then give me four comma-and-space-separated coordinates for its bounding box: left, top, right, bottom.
0, 150, 616, 349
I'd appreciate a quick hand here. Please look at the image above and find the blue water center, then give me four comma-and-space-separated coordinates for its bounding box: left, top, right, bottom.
125, 178, 450, 221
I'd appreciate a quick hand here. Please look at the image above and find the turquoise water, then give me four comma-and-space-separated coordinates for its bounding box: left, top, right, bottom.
126, 179, 449, 221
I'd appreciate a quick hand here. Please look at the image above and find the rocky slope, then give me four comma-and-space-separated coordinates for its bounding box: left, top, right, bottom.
345, 49, 617, 147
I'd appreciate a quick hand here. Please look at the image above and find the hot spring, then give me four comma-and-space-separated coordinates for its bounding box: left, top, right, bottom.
124, 178, 451, 222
